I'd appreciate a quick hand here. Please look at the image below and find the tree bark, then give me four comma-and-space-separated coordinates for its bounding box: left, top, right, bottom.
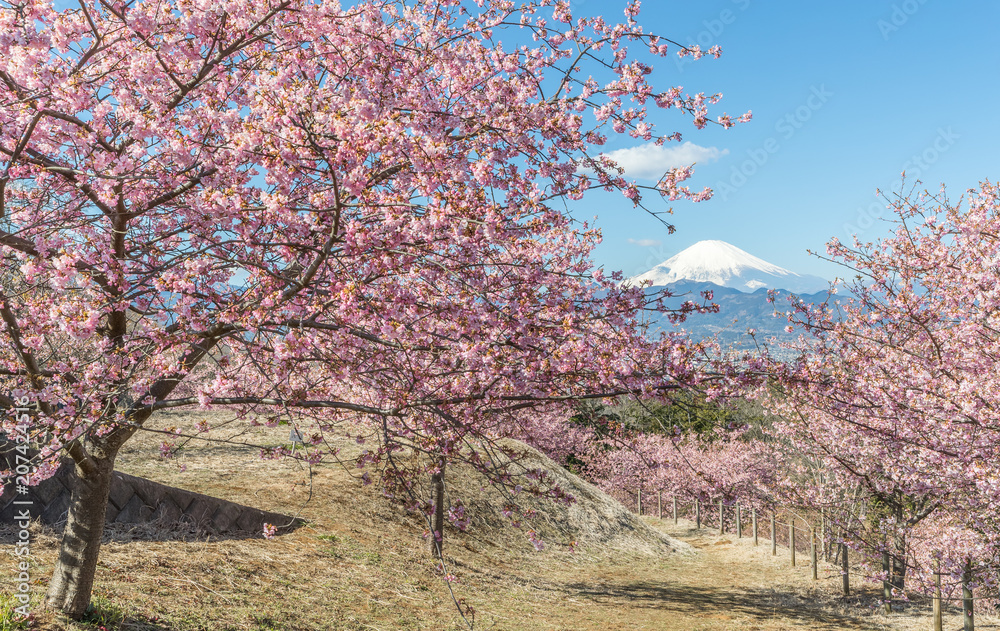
883, 550, 892, 613
429, 459, 446, 557
891, 534, 907, 590
45, 452, 116, 619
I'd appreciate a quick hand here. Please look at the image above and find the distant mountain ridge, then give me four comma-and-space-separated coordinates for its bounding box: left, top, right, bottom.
626, 240, 836, 353
628, 240, 829, 295
647, 281, 829, 352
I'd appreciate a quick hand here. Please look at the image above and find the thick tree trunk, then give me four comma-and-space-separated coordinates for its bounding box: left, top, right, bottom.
891, 506, 908, 591
45, 454, 116, 619
891, 541, 907, 591
429, 459, 446, 557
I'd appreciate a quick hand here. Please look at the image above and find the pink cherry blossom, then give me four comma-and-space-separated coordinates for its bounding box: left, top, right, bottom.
0, 0, 744, 617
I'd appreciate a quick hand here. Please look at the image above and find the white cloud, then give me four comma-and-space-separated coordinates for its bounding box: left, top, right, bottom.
601, 142, 728, 180
628, 238, 662, 248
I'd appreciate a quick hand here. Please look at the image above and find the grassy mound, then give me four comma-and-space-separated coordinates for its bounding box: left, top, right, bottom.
445, 438, 691, 557
0, 411, 688, 630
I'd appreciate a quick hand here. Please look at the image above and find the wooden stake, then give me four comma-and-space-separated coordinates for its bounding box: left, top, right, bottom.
752, 507, 758, 546
736, 503, 742, 538
820, 513, 827, 561
719, 499, 724, 536
771, 513, 776, 556
696, 498, 701, 529
810, 527, 818, 580
657, 491, 662, 520
883, 551, 892, 614
672, 496, 678, 525
841, 543, 849, 596
933, 568, 942, 631
789, 522, 796, 567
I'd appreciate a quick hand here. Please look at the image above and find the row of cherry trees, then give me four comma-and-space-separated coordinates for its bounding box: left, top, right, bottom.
763, 182, 1000, 604
550, 182, 1000, 608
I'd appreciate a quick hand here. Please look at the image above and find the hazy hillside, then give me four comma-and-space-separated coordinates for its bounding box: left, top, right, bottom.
643, 280, 840, 354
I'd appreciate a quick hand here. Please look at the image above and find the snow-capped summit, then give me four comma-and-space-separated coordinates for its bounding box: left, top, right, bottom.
627, 240, 829, 294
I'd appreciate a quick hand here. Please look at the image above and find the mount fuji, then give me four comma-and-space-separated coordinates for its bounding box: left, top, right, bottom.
628, 240, 829, 294
624, 240, 837, 352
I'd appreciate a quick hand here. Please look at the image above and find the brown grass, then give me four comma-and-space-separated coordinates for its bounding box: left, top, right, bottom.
1, 410, 995, 630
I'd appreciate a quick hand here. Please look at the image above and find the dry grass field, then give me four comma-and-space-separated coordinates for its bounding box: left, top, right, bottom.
1, 410, 995, 630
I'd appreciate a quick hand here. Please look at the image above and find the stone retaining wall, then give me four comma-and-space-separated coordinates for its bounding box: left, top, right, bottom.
1, 442, 300, 535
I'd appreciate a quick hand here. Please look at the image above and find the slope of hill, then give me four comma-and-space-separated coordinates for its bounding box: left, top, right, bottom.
1, 409, 950, 631
1, 411, 692, 630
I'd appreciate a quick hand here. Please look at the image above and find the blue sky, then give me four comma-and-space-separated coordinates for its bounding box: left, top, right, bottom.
574, 0, 1000, 281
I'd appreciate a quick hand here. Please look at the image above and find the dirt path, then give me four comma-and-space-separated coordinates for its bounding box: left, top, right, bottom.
497, 517, 989, 631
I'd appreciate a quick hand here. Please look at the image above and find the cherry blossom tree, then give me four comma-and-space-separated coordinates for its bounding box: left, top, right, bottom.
0, 0, 747, 618
515, 396, 782, 528
764, 181, 1000, 597
579, 420, 780, 517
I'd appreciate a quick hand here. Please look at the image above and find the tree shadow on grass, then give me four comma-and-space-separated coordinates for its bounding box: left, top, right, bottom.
551, 579, 879, 629
0, 517, 304, 546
